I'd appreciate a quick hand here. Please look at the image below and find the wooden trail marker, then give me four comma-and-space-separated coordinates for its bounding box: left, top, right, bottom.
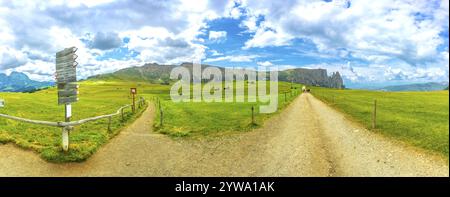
372, 99, 377, 129
56, 47, 77, 57
56, 47, 78, 152
130, 88, 137, 113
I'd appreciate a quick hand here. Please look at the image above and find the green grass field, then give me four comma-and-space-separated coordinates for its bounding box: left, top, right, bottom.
311, 87, 449, 157
0, 80, 301, 162
0, 81, 149, 162
153, 81, 302, 137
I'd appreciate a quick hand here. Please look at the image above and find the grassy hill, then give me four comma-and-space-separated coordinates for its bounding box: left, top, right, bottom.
377, 82, 448, 92
311, 87, 449, 157
0, 80, 301, 162
88, 62, 344, 88
88, 63, 177, 83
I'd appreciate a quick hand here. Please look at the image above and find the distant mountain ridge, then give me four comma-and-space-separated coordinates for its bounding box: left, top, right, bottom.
0, 71, 54, 92
377, 82, 449, 92
88, 63, 345, 89
278, 68, 344, 89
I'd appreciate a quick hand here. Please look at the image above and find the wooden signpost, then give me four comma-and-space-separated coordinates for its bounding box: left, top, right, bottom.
55, 47, 78, 152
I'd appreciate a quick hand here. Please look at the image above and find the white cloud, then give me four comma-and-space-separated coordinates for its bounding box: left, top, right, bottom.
240, 0, 449, 67
208, 30, 227, 42
89, 32, 122, 50
210, 49, 223, 56
229, 7, 242, 19
0, 0, 236, 81
1, 0, 448, 85
0, 46, 28, 70
204, 54, 260, 62
243, 28, 292, 49
297, 59, 449, 84
122, 27, 207, 65
257, 61, 273, 66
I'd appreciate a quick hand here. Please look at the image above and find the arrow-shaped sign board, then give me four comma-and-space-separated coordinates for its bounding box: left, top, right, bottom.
56, 74, 76, 82
56, 60, 77, 68
58, 90, 79, 97
58, 83, 79, 90
58, 96, 79, 105
56, 54, 78, 64
56, 47, 78, 105
55, 47, 77, 83
57, 82, 79, 105
56, 47, 77, 58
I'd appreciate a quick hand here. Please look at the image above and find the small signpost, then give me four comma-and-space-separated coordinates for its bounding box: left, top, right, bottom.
0, 99, 4, 108
130, 88, 137, 113
55, 47, 78, 152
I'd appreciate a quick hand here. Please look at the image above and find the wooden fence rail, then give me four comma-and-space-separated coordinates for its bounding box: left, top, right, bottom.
0, 97, 145, 151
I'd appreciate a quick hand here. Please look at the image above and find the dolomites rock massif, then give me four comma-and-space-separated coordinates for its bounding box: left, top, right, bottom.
90, 63, 345, 89
279, 68, 345, 89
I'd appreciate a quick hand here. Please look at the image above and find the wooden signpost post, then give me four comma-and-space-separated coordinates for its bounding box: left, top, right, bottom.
55, 47, 79, 152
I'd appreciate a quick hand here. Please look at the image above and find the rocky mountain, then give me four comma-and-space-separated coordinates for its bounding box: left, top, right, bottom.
0, 72, 54, 92
377, 82, 449, 92
89, 63, 345, 89
278, 68, 344, 89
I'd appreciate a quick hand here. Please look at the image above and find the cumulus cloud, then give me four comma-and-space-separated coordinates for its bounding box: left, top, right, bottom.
257, 61, 273, 66
89, 32, 122, 50
0, 46, 28, 70
0, 0, 448, 85
240, 0, 449, 67
298, 60, 449, 84
122, 27, 207, 65
204, 54, 260, 62
210, 49, 223, 56
0, 0, 235, 81
209, 30, 227, 42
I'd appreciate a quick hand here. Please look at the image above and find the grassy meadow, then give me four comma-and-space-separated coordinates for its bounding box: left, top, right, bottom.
0, 80, 301, 162
152, 81, 302, 137
0, 81, 149, 162
311, 87, 449, 157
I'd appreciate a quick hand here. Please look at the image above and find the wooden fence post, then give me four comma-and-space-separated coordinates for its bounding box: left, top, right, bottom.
372, 99, 377, 129
62, 126, 69, 152
251, 105, 255, 125
159, 99, 163, 126
62, 104, 71, 152
132, 93, 136, 113
121, 108, 124, 122
284, 92, 287, 102
107, 116, 112, 132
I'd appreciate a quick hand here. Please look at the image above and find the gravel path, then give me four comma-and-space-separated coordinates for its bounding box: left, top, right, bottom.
0, 93, 448, 176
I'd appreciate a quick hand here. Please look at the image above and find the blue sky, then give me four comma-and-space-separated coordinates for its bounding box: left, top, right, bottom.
0, 0, 448, 88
